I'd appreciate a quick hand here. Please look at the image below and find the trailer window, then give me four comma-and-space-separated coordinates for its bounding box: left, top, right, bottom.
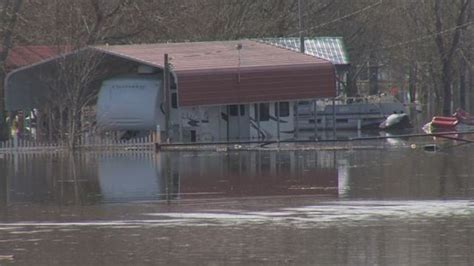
171, 93, 178, 108
259, 103, 270, 121
229, 105, 245, 116
229, 105, 239, 116
275, 102, 289, 117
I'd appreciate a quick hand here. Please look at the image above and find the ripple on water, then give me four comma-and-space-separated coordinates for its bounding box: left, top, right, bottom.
0, 200, 471, 230
144, 200, 474, 228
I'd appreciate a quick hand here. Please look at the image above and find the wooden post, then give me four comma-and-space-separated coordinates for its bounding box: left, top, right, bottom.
313, 99, 318, 140
198, 106, 202, 143
276, 102, 280, 144
295, 101, 299, 140
178, 107, 183, 143
238, 105, 241, 142
226, 105, 230, 142
256, 104, 261, 141
155, 125, 161, 152
163, 54, 171, 143
332, 98, 336, 138
218, 106, 222, 141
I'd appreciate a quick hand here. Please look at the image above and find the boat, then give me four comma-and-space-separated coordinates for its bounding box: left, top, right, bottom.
379, 113, 411, 130
422, 109, 474, 133
431, 116, 458, 129
297, 94, 408, 130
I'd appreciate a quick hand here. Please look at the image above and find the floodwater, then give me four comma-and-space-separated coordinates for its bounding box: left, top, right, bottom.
0, 139, 474, 265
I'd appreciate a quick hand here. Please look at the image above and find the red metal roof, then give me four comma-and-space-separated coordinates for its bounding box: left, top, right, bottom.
95, 40, 336, 106
4, 46, 67, 71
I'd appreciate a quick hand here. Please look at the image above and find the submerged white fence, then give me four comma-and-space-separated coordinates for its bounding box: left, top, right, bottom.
0, 134, 156, 153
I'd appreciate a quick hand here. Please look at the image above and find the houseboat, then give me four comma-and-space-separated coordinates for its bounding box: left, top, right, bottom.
297, 94, 407, 130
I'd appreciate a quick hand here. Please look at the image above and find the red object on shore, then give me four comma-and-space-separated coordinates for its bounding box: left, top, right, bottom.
431, 116, 458, 128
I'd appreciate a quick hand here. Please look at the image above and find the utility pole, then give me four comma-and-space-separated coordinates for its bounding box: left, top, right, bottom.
298, 0, 305, 53
163, 54, 171, 142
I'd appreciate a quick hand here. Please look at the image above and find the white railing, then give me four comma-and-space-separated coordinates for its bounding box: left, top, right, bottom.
0, 133, 156, 153
77, 134, 155, 151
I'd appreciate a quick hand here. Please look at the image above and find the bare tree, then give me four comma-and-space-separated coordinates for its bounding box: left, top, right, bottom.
433, 0, 471, 115
35, 49, 106, 149
0, 0, 23, 140
29, 0, 139, 148
4, 0, 472, 126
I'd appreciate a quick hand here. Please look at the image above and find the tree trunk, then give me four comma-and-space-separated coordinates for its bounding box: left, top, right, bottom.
0, 0, 24, 141
459, 58, 466, 110
346, 69, 359, 96
441, 61, 453, 116
67, 108, 78, 150
408, 63, 417, 103
0, 71, 7, 140
368, 54, 379, 95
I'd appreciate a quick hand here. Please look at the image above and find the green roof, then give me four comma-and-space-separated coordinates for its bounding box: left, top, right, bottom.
259, 37, 349, 65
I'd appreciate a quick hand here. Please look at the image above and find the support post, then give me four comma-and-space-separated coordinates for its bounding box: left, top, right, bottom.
257, 104, 261, 141
226, 106, 230, 142
163, 54, 171, 143
332, 98, 336, 138
295, 101, 299, 140
238, 105, 241, 142
178, 107, 183, 143
198, 106, 202, 143
218, 106, 222, 141
276, 102, 280, 144
155, 125, 161, 152
313, 99, 318, 140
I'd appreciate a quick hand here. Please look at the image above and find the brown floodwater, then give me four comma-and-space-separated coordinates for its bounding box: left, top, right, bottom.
0, 138, 474, 265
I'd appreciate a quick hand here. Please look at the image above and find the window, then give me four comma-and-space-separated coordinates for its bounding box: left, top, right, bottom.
309, 119, 322, 124
170, 77, 177, 90
229, 105, 238, 116
171, 93, 178, 108
229, 105, 245, 116
239, 105, 245, 116
259, 103, 270, 121
275, 102, 289, 117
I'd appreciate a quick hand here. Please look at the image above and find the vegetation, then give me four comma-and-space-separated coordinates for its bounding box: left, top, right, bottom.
0, 0, 473, 144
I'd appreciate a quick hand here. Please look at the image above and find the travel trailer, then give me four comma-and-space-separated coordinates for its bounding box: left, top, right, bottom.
97, 74, 298, 142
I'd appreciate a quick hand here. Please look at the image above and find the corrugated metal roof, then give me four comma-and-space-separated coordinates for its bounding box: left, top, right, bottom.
94, 40, 336, 106
4, 46, 68, 71
259, 37, 349, 65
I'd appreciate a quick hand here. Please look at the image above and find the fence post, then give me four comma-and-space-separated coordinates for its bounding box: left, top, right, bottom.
155, 125, 161, 152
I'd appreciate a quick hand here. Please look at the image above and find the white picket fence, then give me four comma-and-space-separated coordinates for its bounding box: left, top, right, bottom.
0, 134, 156, 153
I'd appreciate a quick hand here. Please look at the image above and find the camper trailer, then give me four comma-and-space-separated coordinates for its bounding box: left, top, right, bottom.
97, 74, 298, 143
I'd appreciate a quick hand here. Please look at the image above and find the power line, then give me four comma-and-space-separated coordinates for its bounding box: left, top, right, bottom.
285, 0, 473, 56
290, 0, 384, 37
373, 20, 474, 52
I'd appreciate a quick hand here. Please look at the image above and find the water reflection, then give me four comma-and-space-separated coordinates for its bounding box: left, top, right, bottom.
98, 154, 163, 202
1, 151, 340, 205
2, 147, 474, 206
1, 148, 474, 265
177, 151, 338, 199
